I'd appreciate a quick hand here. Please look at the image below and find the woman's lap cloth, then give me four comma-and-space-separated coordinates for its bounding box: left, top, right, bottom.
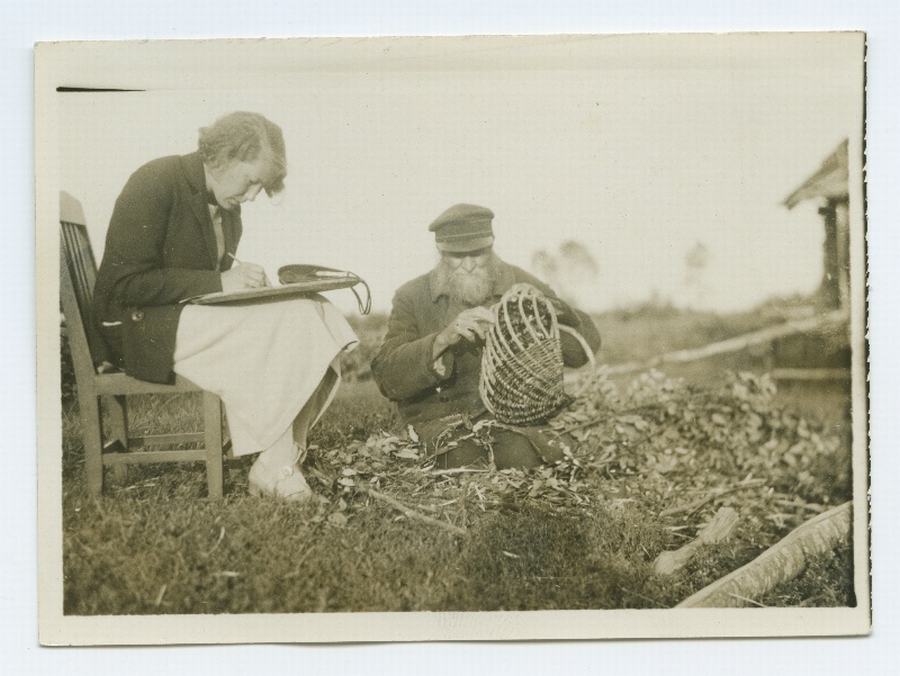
173, 297, 359, 457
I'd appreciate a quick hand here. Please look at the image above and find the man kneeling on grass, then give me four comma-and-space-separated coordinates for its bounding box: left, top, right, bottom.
371, 204, 602, 469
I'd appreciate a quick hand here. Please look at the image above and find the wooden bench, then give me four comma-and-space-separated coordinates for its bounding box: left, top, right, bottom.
59, 191, 227, 499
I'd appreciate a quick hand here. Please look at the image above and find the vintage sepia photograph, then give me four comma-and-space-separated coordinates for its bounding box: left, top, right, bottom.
35, 33, 869, 644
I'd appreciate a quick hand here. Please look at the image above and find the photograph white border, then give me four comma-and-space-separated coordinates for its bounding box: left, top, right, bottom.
35, 34, 870, 646
7, 1, 899, 673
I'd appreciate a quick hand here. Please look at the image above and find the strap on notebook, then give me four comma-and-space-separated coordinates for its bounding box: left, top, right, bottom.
277, 264, 371, 315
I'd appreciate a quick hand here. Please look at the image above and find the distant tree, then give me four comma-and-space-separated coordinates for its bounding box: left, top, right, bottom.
530, 240, 599, 307
684, 240, 710, 307
531, 249, 558, 286
560, 240, 599, 283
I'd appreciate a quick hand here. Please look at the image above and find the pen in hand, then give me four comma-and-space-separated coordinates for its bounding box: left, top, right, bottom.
227, 253, 270, 288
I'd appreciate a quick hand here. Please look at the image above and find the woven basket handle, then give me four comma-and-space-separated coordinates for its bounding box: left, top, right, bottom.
558, 324, 597, 400
558, 324, 596, 370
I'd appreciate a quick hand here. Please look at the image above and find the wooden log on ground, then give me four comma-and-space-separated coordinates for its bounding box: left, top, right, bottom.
675, 501, 852, 608
770, 367, 851, 382
654, 507, 740, 575
601, 310, 849, 377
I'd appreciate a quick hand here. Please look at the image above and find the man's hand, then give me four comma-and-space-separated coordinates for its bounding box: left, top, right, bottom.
221, 262, 270, 293
433, 306, 495, 359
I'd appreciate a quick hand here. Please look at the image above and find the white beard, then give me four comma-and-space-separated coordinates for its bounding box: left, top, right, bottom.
434, 254, 500, 306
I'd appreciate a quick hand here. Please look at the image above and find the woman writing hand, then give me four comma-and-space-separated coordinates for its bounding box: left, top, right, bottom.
221, 258, 270, 291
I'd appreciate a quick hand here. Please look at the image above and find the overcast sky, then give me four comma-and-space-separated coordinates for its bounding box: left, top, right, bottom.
55, 33, 863, 315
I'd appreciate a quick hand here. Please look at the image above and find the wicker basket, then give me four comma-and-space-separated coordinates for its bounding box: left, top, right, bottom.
479, 285, 594, 425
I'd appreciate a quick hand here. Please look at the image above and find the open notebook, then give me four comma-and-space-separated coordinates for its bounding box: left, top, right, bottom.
182, 265, 371, 314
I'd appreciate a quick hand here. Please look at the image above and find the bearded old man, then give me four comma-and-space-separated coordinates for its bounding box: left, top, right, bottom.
371, 204, 601, 469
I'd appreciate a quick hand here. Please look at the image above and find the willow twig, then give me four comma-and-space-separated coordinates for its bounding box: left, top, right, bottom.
362, 488, 467, 537
658, 479, 765, 518
200, 526, 225, 558
430, 468, 490, 476
550, 396, 704, 440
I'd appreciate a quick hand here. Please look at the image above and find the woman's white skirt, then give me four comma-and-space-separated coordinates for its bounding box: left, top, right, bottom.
172, 296, 359, 457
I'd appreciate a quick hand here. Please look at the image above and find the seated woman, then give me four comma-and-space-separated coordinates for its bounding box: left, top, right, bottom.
92, 111, 358, 501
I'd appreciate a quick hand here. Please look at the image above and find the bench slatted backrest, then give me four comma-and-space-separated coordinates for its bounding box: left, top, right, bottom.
60, 193, 109, 371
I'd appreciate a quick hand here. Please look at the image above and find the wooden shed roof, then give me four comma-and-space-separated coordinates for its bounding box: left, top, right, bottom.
783, 138, 849, 209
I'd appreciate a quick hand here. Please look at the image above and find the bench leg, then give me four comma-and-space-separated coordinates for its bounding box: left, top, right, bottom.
105, 395, 129, 486
203, 393, 224, 500
78, 391, 104, 495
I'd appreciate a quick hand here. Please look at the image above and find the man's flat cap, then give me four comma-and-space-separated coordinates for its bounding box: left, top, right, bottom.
428, 203, 495, 253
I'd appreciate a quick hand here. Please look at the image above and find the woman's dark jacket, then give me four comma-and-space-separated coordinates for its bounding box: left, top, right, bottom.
92, 152, 241, 384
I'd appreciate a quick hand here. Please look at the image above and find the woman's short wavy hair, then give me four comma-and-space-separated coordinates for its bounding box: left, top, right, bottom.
198, 111, 287, 196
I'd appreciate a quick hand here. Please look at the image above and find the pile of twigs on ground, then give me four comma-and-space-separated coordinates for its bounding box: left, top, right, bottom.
304, 368, 851, 552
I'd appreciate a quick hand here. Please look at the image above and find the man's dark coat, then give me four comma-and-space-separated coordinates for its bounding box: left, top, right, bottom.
371, 260, 601, 425
92, 152, 241, 384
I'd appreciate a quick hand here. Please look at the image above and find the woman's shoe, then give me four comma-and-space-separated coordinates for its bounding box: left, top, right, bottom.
248, 460, 313, 502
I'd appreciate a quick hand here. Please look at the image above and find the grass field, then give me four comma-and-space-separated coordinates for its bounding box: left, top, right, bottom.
59, 298, 857, 615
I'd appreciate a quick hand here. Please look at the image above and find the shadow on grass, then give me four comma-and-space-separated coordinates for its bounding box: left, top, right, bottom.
436, 502, 664, 611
